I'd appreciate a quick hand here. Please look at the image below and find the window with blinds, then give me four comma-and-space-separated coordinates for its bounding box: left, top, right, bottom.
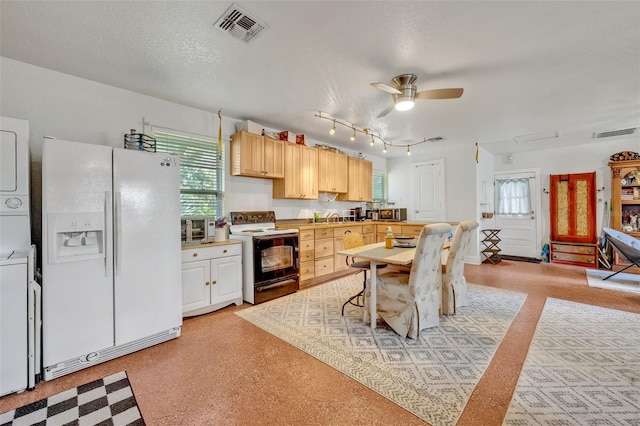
154, 131, 224, 217
372, 170, 388, 202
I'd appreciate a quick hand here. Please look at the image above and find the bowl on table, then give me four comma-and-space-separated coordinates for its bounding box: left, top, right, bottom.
393, 235, 415, 247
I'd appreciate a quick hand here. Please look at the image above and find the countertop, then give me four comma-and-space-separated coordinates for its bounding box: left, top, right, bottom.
276, 221, 459, 231
181, 239, 241, 250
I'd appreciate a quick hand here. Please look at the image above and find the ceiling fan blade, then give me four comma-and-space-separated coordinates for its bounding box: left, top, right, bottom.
370, 82, 402, 95
376, 104, 395, 119
415, 88, 464, 100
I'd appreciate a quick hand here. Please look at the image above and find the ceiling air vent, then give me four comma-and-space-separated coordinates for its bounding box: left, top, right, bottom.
214, 4, 269, 44
593, 127, 640, 139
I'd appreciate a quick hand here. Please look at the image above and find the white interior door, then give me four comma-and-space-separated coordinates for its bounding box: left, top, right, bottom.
494, 170, 540, 258
412, 160, 445, 222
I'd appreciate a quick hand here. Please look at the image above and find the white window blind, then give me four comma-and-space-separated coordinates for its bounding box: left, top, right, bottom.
155, 131, 224, 217
372, 171, 388, 202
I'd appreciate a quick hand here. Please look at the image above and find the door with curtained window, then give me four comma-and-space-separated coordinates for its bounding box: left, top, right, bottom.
494, 170, 540, 258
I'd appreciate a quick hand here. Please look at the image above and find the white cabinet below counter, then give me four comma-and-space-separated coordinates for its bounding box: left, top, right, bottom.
181, 241, 242, 317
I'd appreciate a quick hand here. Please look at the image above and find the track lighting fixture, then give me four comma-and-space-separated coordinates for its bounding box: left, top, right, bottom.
315, 111, 443, 155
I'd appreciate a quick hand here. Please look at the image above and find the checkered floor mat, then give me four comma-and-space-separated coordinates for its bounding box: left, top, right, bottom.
0, 371, 145, 426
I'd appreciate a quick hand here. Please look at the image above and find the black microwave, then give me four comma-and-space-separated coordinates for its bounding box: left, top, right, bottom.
379, 208, 407, 221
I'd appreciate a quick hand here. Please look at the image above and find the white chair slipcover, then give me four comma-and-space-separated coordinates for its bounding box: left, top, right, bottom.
365, 223, 451, 338
441, 220, 479, 315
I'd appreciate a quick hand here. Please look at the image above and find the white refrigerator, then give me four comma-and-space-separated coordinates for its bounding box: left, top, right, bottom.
42, 138, 182, 380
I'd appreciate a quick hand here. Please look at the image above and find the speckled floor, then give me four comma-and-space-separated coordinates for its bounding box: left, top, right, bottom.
2, 260, 639, 425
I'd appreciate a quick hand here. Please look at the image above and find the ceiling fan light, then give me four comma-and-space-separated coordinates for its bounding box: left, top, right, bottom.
395, 100, 415, 111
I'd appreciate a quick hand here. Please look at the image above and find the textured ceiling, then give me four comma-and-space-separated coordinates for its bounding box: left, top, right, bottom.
1, 1, 639, 157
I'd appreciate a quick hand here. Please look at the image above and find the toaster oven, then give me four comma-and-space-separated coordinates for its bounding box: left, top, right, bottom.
181, 217, 216, 244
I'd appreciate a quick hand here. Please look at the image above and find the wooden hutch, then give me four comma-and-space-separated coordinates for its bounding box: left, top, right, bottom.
549, 172, 598, 267
608, 158, 640, 272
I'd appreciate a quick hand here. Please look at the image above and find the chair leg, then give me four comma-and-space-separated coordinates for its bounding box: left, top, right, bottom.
603, 262, 640, 280
342, 270, 368, 315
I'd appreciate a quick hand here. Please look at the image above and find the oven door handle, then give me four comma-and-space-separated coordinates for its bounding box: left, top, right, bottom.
256, 278, 297, 292
253, 233, 298, 242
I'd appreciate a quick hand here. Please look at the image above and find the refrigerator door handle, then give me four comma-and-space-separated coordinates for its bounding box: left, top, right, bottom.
105, 191, 112, 277
115, 191, 122, 276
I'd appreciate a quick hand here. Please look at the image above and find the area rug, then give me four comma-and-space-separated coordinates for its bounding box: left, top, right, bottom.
504, 298, 640, 425
586, 268, 640, 294
235, 275, 526, 426
0, 371, 145, 426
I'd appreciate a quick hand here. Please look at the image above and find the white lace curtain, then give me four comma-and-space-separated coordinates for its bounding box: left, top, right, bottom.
496, 178, 531, 215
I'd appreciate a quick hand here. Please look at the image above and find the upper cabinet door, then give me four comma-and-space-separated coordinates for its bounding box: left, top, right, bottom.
230, 131, 283, 178
263, 137, 284, 178
318, 150, 347, 193
272, 144, 318, 199
337, 157, 373, 202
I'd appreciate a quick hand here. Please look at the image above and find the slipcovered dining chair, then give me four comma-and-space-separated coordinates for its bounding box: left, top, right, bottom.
365, 223, 451, 338
342, 231, 387, 315
441, 220, 479, 315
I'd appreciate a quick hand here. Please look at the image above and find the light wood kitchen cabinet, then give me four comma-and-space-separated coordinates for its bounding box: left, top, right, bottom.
314, 228, 334, 277
337, 157, 373, 202
376, 224, 403, 242
230, 131, 284, 178
333, 226, 363, 272
299, 230, 315, 282
318, 150, 348, 193
181, 242, 242, 317
362, 224, 375, 245
273, 143, 319, 199
401, 225, 425, 238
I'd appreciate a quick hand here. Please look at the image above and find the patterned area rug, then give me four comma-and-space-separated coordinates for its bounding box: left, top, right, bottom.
0, 371, 145, 426
586, 268, 640, 294
236, 275, 526, 426
504, 298, 640, 424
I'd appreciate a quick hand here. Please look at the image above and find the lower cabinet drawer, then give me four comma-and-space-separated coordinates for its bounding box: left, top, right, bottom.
314, 238, 334, 258
299, 250, 314, 262
314, 257, 334, 277
550, 241, 598, 266
551, 251, 596, 265
299, 239, 315, 253
300, 261, 315, 281
552, 243, 596, 255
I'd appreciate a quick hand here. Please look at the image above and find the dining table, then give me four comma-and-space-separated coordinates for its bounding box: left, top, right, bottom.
337, 240, 452, 329
336, 241, 416, 329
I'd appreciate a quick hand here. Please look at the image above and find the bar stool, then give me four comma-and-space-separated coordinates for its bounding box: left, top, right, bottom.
342, 231, 387, 315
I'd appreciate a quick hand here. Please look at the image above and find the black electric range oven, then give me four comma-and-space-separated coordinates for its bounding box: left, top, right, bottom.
229, 211, 299, 304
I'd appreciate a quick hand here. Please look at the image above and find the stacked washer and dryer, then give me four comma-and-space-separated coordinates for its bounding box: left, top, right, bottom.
0, 116, 40, 397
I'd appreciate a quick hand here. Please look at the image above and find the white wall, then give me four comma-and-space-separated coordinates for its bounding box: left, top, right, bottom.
388, 143, 481, 262
494, 139, 640, 244
1, 57, 386, 221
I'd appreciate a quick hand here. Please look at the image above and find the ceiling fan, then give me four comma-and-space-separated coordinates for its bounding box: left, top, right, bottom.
370, 73, 464, 118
